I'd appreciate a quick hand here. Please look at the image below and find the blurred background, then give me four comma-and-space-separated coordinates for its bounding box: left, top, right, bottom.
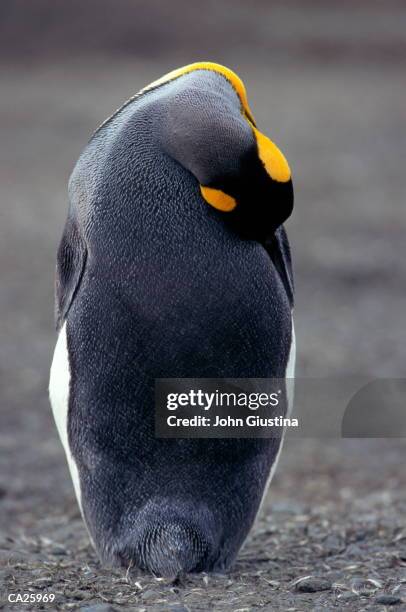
1, 1, 405, 608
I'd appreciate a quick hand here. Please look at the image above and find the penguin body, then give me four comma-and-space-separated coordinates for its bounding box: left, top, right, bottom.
49, 63, 295, 576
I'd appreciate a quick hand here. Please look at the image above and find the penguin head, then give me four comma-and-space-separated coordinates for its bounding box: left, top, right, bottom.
145, 62, 294, 241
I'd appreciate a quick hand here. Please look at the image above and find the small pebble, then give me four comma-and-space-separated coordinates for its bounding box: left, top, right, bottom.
351, 578, 382, 596
323, 534, 345, 554
72, 591, 91, 601
374, 595, 402, 606
345, 544, 363, 558
339, 592, 358, 602
140, 589, 158, 600
295, 577, 332, 593
51, 545, 67, 556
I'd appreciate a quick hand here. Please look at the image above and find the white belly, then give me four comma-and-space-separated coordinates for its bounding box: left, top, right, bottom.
285, 320, 296, 415
49, 322, 83, 514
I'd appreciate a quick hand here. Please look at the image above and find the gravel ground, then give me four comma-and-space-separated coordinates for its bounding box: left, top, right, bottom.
1, 4, 406, 609
1, 439, 406, 611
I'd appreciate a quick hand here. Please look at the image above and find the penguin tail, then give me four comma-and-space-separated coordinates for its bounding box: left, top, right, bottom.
113, 500, 216, 577
137, 520, 210, 577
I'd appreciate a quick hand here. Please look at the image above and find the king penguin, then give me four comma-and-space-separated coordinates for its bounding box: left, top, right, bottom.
49, 62, 296, 577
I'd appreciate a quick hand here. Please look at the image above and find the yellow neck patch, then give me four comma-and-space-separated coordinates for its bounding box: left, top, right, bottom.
142, 61, 256, 125
253, 127, 291, 183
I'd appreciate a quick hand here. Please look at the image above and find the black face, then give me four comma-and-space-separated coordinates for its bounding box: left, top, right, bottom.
209, 143, 294, 242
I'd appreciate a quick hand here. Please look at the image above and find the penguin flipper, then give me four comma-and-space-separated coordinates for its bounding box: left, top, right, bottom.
264, 226, 294, 309
55, 217, 87, 330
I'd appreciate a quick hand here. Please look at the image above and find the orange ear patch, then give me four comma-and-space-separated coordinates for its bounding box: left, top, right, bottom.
253, 127, 291, 183
200, 186, 237, 212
